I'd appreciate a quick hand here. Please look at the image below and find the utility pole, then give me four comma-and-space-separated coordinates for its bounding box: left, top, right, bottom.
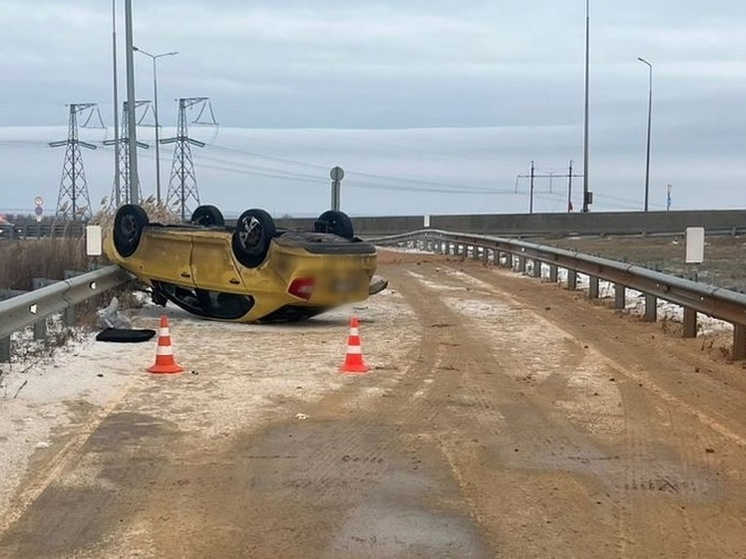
124, 0, 139, 205
515, 160, 583, 214
162, 97, 217, 221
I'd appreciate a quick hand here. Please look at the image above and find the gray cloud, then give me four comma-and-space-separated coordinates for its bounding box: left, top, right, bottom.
1, 1, 745, 216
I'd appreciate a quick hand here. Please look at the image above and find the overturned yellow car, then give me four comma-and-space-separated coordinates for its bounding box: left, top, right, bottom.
105, 204, 386, 322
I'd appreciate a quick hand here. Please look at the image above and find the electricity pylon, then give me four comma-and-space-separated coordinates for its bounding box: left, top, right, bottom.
50, 103, 105, 221
104, 100, 150, 206
162, 97, 218, 221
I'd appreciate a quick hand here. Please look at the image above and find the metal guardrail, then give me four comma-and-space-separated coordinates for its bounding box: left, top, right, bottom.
372, 229, 746, 360
0, 265, 132, 363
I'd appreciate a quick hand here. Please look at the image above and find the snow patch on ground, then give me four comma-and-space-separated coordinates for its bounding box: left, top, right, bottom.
0, 333, 140, 515
486, 263, 733, 334
0, 287, 420, 522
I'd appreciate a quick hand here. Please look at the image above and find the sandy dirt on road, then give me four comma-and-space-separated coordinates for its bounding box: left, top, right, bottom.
1, 250, 746, 557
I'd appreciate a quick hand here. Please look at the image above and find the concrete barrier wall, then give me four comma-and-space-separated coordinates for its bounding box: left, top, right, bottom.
348, 210, 746, 238
12, 209, 746, 240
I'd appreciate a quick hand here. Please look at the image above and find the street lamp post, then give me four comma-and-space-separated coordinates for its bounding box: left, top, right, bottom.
133, 47, 178, 205
112, 0, 121, 206
638, 57, 653, 212
124, 0, 138, 206
582, 0, 591, 213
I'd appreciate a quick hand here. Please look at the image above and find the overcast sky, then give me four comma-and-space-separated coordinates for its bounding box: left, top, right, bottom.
1, 0, 745, 217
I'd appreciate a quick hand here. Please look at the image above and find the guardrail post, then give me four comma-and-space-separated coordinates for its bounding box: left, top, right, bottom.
532, 260, 542, 279
0, 336, 9, 363
644, 294, 657, 322
483, 248, 489, 264
32, 278, 54, 340
614, 285, 626, 309
567, 269, 578, 290
64, 270, 85, 326
518, 255, 527, 274
505, 253, 513, 269
588, 276, 600, 299
683, 308, 697, 338
733, 324, 746, 360
549, 265, 558, 283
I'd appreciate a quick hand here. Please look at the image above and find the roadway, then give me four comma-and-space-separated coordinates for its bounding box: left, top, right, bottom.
0, 250, 745, 557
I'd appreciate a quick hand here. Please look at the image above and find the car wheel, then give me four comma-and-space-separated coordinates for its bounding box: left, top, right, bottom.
113, 204, 149, 257
190, 204, 225, 227
232, 208, 276, 268
314, 210, 354, 239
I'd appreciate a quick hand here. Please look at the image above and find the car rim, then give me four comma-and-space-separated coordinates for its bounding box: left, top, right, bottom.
120, 215, 137, 240
239, 216, 261, 248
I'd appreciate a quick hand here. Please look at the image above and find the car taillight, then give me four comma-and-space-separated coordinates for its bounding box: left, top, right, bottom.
288, 278, 315, 300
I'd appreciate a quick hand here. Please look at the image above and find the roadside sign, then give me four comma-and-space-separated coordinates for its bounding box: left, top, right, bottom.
35, 216, 43, 223
685, 227, 705, 264
86, 226, 103, 256
34, 206, 43, 217
330, 166, 345, 182
34, 196, 43, 207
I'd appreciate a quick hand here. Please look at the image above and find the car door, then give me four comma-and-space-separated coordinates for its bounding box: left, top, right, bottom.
137, 227, 195, 286
189, 231, 245, 292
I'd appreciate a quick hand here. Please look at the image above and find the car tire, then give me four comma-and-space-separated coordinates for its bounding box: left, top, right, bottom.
190, 204, 225, 227
113, 204, 149, 257
232, 208, 276, 268
314, 210, 354, 239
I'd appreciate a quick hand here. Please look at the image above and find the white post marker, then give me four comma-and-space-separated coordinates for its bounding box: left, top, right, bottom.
424, 215, 431, 228
685, 227, 705, 264
86, 225, 103, 256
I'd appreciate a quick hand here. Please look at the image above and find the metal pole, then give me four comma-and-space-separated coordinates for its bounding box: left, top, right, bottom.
124, 0, 139, 205
71, 107, 77, 220
181, 99, 186, 221
134, 48, 177, 205
568, 160, 573, 212
152, 56, 162, 204
529, 160, 535, 214
639, 57, 653, 213
582, 0, 590, 213
112, 0, 121, 206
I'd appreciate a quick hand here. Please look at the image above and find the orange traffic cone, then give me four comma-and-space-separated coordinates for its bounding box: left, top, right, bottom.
148, 315, 184, 374
340, 316, 370, 374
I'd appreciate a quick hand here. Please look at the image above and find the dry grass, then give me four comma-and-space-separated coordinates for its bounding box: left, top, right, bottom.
0, 237, 90, 291
1, 199, 179, 291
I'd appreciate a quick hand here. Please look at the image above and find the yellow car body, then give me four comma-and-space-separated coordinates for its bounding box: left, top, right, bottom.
105, 205, 381, 322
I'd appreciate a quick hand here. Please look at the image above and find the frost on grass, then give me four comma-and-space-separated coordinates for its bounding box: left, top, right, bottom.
4, 315, 84, 370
